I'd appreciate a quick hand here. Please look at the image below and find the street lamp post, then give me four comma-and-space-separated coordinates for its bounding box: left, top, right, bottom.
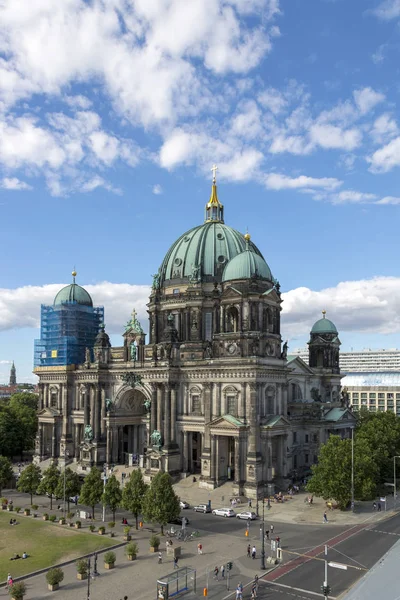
62, 444, 69, 520
102, 463, 108, 523
351, 427, 355, 512
260, 490, 266, 570
393, 456, 400, 509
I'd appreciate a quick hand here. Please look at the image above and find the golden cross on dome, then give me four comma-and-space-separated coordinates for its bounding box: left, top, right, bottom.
211, 164, 218, 184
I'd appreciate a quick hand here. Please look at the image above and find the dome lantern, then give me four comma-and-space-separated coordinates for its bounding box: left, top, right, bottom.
205, 164, 224, 223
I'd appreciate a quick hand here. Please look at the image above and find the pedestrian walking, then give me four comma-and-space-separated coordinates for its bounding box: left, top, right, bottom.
173, 557, 179, 569
197, 543, 203, 554
213, 566, 219, 580
158, 552, 162, 564
378, 502, 382, 512
373, 501, 377, 511
235, 586, 242, 600
221, 564, 225, 579
265, 529, 269, 540
270, 524, 274, 535
252, 545, 256, 559
276, 536, 281, 548
323, 512, 328, 523
247, 544, 251, 558
248, 499, 252, 508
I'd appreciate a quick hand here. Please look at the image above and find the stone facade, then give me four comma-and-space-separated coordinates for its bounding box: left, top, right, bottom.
34, 180, 352, 494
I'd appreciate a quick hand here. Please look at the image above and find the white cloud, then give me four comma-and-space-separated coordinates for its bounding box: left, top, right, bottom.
64, 95, 92, 109
3, 277, 400, 343
376, 196, 400, 205
269, 135, 312, 155
1, 177, 32, 190
264, 173, 342, 191
368, 136, 400, 172
282, 276, 400, 337
153, 184, 163, 195
258, 88, 288, 114
353, 87, 385, 115
330, 190, 377, 204
372, 43, 388, 64
372, 0, 400, 20
80, 176, 121, 195
370, 113, 398, 144
309, 123, 362, 150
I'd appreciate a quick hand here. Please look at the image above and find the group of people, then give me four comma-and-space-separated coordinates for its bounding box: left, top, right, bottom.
9, 518, 18, 526
10, 552, 28, 561
213, 564, 226, 580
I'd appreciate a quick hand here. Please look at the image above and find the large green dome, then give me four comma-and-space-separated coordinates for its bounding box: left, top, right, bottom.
222, 247, 272, 282
311, 313, 337, 334
54, 282, 93, 307
158, 221, 264, 286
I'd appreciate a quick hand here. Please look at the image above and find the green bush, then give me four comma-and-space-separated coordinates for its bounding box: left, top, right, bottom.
7, 580, 26, 599
125, 542, 138, 557
149, 534, 160, 548
89, 524, 95, 532
98, 526, 105, 534
31, 504, 38, 510
49, 515, 57, 522
76, 559, 88, 575
15, 507, 21, 513
46, 567, 64, 586
124, 525, 131, 535
104, 551, 116, 565
1, 497, 7, 505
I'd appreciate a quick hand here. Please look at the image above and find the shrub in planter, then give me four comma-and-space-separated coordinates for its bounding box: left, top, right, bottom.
1, 497, 7, 509
89, 524, 95, 532
8, 580, 26, 599
15, 507, 21, 513
124, 526, 131, 541
31, 504, 38, 510
7, 504, 14, 511
104, 551, 116, 570
108, 522, 115, 537
46, 567, 64, 591
43, 513, 49, 520
126, 542, 138, 561
98, 526, 105, 535
149, 534, 160, 552
76, 559, 88, 580
49, 515, 57, 522
23, 508, 30, 516
58, 517, 66, 525
75, 520, 81, 529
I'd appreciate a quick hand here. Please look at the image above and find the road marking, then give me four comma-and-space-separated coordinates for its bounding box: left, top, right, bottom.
265, 581, 337, 599
365, 528, 400, 537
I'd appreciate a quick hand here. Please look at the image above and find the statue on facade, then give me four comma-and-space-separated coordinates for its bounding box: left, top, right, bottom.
311, 387, 321, 402
151, 430, 162, 449
85, 347, 91, 364
281, 340, 288, 360
341, 387, 350, 407
188, 264, 200, 284
105, 398, 114, 413
203, 341, 213, 359
84, 424, 93, 441
151, 272, 160, 290
157, 345, 164, 360
121, 372, 143, 388
130, 342, 137, 361
144, 399, 151, 413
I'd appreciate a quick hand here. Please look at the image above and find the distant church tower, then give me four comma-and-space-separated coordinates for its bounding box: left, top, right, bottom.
9, 361, 16, 386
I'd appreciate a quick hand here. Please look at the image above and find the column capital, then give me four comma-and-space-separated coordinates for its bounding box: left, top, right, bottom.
247, 382, 261, 392
203, 381, 212, 391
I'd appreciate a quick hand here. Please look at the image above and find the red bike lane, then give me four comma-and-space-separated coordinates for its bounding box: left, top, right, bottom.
263, 524, 366, 582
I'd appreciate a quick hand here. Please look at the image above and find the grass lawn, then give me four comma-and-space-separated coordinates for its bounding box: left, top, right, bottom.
0, 512, 115, 582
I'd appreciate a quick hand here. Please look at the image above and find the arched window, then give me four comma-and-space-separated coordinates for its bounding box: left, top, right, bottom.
190, 387, 203, 415
226, 307, 239, 333
265, 386, 275, 414
227, 395, 236, 415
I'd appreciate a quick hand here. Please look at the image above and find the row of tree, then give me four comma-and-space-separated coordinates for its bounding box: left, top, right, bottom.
307, 410, 400, 509
0, 459, 181, 530
0, 392, 38, 458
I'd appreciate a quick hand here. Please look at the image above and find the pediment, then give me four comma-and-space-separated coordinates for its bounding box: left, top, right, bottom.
287, 356, 314, 375
221, 286, 243, 299
209, 414, 246, 429
262, 288, 281, 302
263, 415, 291, 428
38, 407, 60, 417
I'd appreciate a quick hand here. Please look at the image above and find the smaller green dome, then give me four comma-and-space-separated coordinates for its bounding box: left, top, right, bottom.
54, 283, 93, 307
222, 247, 272, 283
311, 312, 337, 334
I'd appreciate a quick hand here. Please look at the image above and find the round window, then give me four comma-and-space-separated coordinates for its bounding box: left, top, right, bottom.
218, 255, 226, 263
217, 233, 224, 240
174, 258, 182, 266
183, 236, 190, 242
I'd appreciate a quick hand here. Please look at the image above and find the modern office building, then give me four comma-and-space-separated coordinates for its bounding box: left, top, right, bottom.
293, 347, 400, 373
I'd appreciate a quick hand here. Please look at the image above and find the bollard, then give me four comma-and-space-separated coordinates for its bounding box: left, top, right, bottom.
245, 530, 249, 537
139, 521, 143, 528
203, 587, 208, 597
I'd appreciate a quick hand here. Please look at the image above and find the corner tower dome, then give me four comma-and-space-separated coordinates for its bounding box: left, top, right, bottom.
53, 271, 93, 307
157, 170, 264, 287
222, 233, 273, 282
311, 310, 338, 334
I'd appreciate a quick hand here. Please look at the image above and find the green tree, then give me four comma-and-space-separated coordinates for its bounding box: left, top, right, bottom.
142, 472, 180, 533
122, 469, 148, 529
54, 468, 81, 512
102, 474, 122, 521
307, 435, 378, 509
9, 393, 38, 453
0, 407, 25, 458
79, 467, 103, 518
37, 464, 61, 509
0, 456, 13, 495
17, 463, 42, 504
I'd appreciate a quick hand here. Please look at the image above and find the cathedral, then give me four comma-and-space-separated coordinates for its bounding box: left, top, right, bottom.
34, 174, 355, 496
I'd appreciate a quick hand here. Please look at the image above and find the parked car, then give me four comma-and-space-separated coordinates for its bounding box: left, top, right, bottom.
169, 516, 190, 526
193, 504, 211, 513
236, 511, 257, 520
180, 500, 190, 509
212, 507, 236, 517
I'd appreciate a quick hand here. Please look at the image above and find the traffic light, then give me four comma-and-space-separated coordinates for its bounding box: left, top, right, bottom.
227, 562, 233, 571
321, 584, 331, 596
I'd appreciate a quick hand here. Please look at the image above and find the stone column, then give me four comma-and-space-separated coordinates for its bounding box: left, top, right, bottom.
215, 383, 221, 418
164, 385, 171, 448
74, 424, 80, 458
247, 383, 260, 458
170, 385, 177, 444
282, 383, 288, 416
203, 382, 212, 441
235, 437, 240, 483
95, 386, 101, 441
100, 388, 106, 438
211, 435, 217, 481
52, 423, 57, 458
62, 384, 69, 438
157, 385, 163, 433
150, 384, 157, 435
239, 385, 245, 420
183, 431, 189, 472
90, 385, 95, 432
84, 387, 90, 426
106, 426, 112, 463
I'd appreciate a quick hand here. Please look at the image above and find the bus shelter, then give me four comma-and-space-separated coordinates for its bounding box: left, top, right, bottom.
157, 566, 196, 599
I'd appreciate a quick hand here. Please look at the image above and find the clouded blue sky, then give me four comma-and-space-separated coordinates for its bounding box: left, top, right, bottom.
1, 0, 400, 382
